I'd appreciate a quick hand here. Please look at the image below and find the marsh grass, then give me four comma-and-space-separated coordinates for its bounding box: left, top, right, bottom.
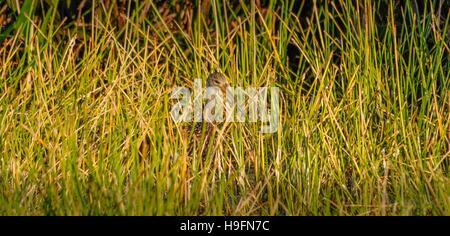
0, 0, 449, 215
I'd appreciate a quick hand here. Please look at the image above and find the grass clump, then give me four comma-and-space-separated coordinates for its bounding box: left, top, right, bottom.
0, 0, 449, 215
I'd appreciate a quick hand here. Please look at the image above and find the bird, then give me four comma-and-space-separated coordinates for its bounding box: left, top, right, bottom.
138, 71, 230, 160
181, 71, 230, 157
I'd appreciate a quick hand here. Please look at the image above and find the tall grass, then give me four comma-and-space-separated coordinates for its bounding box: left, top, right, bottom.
0, 0, 449, 215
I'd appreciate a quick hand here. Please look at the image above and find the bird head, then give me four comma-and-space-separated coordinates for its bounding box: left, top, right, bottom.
206, 72, 229, 94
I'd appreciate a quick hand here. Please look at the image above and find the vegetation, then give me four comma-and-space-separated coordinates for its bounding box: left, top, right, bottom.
0, 0, 449, 215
